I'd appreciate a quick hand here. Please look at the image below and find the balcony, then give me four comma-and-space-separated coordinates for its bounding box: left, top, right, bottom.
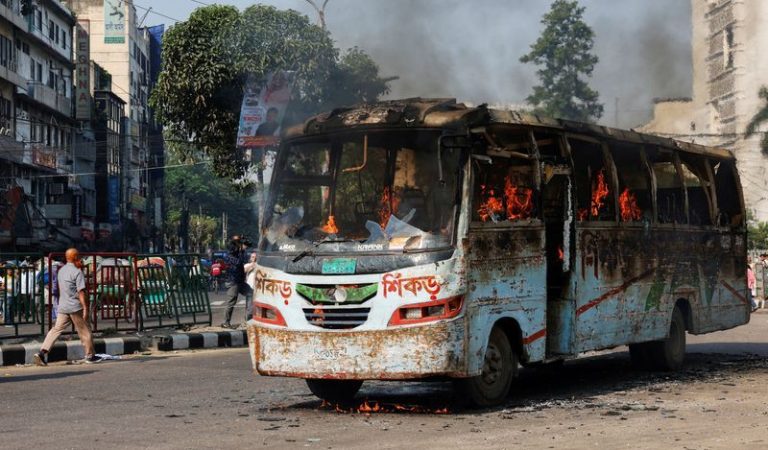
22, 81, 73, 117
0, 58, 26, 88
0, 1, 31, 32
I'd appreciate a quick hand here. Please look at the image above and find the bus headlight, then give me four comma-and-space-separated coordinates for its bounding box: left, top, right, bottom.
388, 296, 464, 326
253, 301, 287, 327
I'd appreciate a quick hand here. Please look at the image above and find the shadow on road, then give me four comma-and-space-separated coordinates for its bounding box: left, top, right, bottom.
0, 370, 97, 384
281, 347, 768, 415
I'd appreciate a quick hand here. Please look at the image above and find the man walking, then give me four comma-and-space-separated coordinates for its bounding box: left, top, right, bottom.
220, 236, 253, 328
34, 248, 102, 365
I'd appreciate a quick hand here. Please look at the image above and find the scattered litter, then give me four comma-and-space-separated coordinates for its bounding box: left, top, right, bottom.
95, 353, 121, 360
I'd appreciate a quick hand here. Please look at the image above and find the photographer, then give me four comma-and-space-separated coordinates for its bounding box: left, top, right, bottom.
220, 235, 254, 328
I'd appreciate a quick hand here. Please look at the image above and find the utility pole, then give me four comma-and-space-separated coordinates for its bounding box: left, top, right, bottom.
304, 0, 330, 29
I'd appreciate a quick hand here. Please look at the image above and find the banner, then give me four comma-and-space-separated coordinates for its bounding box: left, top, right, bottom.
236, 71, 295, 149
108, 176, 120, 224
104, 0, 126, 44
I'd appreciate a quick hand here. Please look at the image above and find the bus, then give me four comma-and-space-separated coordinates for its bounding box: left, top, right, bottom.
247, 98, 749, 407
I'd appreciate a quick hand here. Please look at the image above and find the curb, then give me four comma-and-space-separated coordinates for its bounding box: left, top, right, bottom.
155, 331, 247, 351
0, 337, 142, 366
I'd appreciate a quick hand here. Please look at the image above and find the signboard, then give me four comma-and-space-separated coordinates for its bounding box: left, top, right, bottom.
82, 220, 95, 241
108, 176, 120, 223
104, 0, 126, 44
32, 146, 57, 169
76, 20, 91, 120
321, 258, 357, 275
236, 71, 295, 149
130, 193, 146, 212
98, 222, 112, 239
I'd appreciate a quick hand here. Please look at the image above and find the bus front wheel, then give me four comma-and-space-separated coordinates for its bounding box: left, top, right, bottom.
646, 307, 686, 371
455, 327, 517, 407
305, 379, 363, 403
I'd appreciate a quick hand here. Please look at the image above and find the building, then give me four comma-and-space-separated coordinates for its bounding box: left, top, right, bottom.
0, 0, 77, 250
67, 0, 154, 250
640, 0, 768, 221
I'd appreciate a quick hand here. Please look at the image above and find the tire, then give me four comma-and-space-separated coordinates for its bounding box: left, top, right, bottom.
646, 307, 686, 371
305, 379, 363, 403
455, 327, 517, 408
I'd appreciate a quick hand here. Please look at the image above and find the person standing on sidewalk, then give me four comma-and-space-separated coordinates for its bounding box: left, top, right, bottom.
34, 248, 102, 366
220, 236, 253, 328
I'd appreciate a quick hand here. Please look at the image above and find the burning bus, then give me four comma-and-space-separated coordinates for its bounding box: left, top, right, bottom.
246, 98, 748, 407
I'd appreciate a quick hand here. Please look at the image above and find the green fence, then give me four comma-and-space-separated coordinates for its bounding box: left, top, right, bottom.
136, 254, 212, 329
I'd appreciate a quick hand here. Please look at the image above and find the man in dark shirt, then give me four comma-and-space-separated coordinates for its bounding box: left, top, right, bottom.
256, 107, 280, 136
221, 236, 253, 328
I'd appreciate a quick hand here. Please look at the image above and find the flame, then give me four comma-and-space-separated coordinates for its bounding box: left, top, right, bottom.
358, 400, 382, 413
478, 184, 504, 222
378, 186, 401, 228
311, 307, 324, 325
619, 188, 643, 222
321, 215, 338, 234
577, 208, 588, 221
320, 400, 451, 415
504, 176, 534, 220
590, 169, 610, 218
557, 246, 564, 261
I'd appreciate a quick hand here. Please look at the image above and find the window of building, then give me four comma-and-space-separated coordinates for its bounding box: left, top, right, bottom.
36, 10, 42, 32
571, 139, 616, 222
609, 143, 653, 223
48, 20, 54, 40
62, 30, 67, 49
36, 62, 42, 82
723, 25, 735, 69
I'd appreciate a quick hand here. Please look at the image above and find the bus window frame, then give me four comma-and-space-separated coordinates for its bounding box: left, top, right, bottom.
566, 134, 619, 224
678, 153, 717, 227
606, 141, 655, 227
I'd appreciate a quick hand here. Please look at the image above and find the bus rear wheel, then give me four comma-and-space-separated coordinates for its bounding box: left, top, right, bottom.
305, 379, 363, 403
455, 327, 517, 408
646, 307, 686, 371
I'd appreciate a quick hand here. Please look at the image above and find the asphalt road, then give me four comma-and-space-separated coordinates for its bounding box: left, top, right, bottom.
2, 313, 767, 450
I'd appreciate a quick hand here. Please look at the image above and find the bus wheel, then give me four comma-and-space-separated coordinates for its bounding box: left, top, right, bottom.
455, 327, 517, 408
646, 307, 686, 371
305, 379, 363, 403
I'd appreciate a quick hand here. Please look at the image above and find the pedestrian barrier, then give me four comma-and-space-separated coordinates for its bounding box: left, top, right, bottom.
47, 252, 140, 333
0, 253, 45, 340
136, 254, 212, 329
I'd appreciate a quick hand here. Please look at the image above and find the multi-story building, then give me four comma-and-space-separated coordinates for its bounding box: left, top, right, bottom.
67, 0, 153, 250
641, 0, 768, 221
0, 0, 77, 250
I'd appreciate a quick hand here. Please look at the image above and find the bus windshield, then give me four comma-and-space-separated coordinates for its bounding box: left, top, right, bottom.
261, 130, 461, 254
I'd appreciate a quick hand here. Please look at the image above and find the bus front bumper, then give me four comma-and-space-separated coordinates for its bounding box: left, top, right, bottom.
247, 319, 469, 380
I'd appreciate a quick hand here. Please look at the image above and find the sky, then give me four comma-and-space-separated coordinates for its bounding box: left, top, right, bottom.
133, 0, 693, 128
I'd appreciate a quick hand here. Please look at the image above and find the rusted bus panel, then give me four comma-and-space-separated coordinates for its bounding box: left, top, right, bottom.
248, 319, 469, 379
570, 225, 749, 353
464, 224, 548, 367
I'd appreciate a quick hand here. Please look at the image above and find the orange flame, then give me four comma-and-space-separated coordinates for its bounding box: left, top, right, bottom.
378, 186, 401, 228
504, 176, 534, 220
358, 401, 382, 413
478, 185, 504, 222
619, 188, 643, 222
320, 400, 451, 415
557, 246, 564, 261
590, 169, 609, 218
321, 215, 338, 234
311, 307, 324, 325
577, 208, 588, 221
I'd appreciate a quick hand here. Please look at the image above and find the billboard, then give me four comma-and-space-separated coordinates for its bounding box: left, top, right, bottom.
236, 71, 295, 149
104, 0, 126, 44
76, 20, 91, 120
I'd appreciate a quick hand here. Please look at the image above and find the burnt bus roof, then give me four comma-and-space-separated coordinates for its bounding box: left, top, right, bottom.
285, 98, 735, 161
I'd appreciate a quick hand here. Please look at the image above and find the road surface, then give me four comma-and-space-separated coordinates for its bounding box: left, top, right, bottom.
1, 313, 767, 449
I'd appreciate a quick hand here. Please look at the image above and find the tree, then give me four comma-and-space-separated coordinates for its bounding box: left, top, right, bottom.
745, 86, 768, 156
150, 4, 392, 180
520, 0, 603, 122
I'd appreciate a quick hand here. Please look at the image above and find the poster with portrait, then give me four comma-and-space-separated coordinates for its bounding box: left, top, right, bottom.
236, 71, 295, 149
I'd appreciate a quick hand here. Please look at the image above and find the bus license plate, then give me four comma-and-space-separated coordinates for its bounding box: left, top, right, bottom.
321, 258, 357, 275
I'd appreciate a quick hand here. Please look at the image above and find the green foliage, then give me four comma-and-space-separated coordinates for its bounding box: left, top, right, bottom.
745, 86, 768, 156
747, 210, 768, 249
150, 4, 392, 180
164, 153, 257, 250
520, 0, 603, 122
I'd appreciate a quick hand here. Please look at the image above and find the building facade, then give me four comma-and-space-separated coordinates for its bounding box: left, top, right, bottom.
641, 0, 768, 221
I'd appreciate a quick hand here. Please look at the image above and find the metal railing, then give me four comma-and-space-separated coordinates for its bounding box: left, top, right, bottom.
0, 253, 45, 340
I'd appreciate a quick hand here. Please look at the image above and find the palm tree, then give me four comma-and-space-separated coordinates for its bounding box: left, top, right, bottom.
745, 86, 768, 156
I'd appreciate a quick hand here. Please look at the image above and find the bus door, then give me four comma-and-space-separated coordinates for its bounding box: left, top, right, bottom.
541, 135, 576, 356
466, 128, 547, 364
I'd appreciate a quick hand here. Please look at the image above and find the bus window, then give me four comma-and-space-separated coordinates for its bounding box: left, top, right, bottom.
473, 157, 537, 223
679, 156, 713, 226
649, 150, 686, 224
571, 139, 615, 222
713, 159, 743, 227
609, 144, 652, 223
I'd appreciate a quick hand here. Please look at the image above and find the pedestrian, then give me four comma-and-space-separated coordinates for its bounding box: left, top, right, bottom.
748, 263, 758, 313
759, 253, 768, 309
220, 236, 253, 328
34, 248, 102, 366
245, 251, 258, 291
